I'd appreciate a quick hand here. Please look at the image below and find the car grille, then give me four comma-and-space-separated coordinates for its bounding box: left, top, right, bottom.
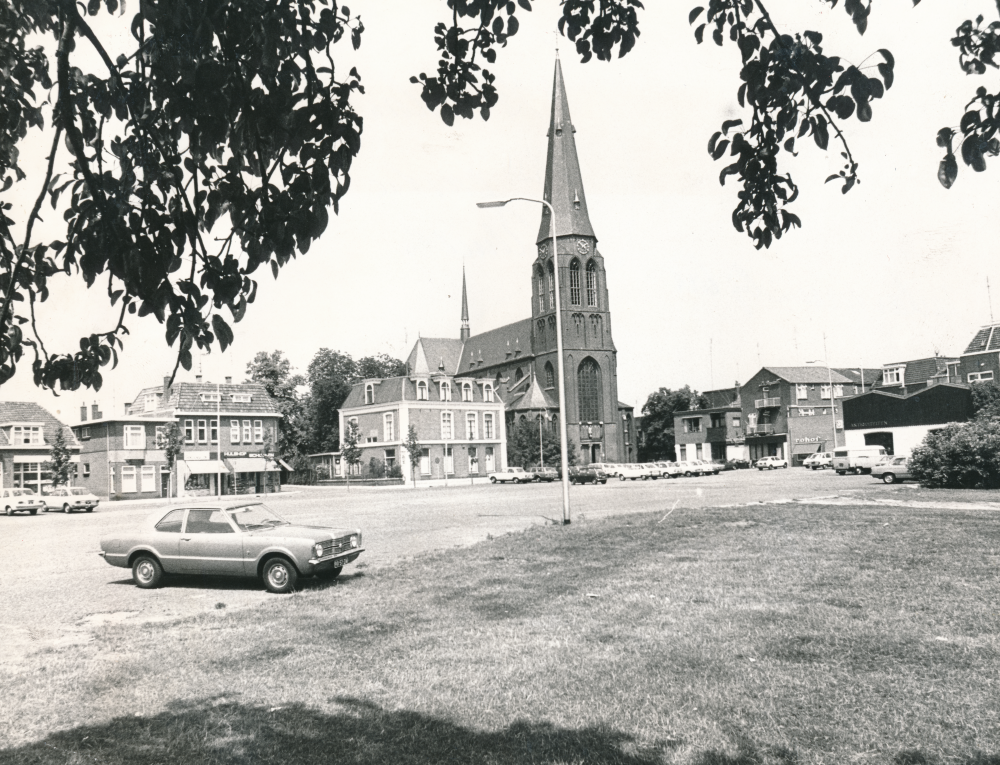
321, 535, 355, 556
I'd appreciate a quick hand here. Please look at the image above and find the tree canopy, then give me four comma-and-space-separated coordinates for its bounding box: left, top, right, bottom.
638, 385, 708, 462
3, 0, 998, 392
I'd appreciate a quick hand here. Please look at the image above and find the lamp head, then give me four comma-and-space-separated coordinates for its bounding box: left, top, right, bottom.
476, 200, 508, 208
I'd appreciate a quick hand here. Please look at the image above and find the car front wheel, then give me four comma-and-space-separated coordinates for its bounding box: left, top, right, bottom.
262, 557, 298, 594
619, 475, 626, 481
490, 477, 497, 483
882, 473, 897, 484
132, 555, 164, 589
63, 503, 71, 513
4, 506, 11, 516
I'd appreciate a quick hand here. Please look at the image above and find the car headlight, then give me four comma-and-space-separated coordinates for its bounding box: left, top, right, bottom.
350, 535, 359, 548
313, 543, 324, 558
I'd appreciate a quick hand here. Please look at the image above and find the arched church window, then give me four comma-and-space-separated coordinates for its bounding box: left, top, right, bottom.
577, 358, 603, 423
544, 361, 555, 390
416, 380, 428, 400
586, 261, 598, 307
569, 260, 581, 305
536, 266, 545, 313
546, 261, 555, 310
514, 368, 523, 384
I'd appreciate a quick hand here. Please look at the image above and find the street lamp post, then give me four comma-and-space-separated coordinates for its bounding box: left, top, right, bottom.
477, 197, 571, 524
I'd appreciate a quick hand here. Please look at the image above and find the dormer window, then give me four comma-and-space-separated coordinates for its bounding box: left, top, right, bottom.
230, 393, 252, 404
11, 425, 42, 445
200, 392, 221, 403
484, 383, 494, 403
462, 382, 473, 402
440, 381, 452, 401
883, 366, 905, 385
417, 380, 428, 401
365, 383, 375, 405
144, 392, 159, 412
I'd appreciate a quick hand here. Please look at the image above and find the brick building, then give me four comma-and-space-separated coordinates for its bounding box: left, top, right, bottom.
339, 374, 507, 481
0, 402, 79, 492
673, 387, 746, 463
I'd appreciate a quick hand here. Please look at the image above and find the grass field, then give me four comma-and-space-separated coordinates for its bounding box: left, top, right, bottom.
3, 500, 999, 765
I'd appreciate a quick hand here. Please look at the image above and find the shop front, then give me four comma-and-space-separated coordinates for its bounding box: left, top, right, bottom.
224, 452, 284, 494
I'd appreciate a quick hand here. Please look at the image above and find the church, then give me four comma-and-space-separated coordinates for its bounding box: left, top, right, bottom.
339, 57, 635, 475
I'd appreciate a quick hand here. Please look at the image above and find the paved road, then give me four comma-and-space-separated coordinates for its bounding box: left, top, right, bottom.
0, 468, 878, 666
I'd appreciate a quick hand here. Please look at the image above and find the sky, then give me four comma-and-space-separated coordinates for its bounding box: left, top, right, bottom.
4, 0, 1000, 426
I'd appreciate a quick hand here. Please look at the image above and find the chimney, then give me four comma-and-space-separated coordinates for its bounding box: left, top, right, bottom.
124, 403, 132, 415
80, 404, 87, 422
91, 403, 101, 420
195, 374, 202, 382
163, 376, 172, 398
225, 376, 232, 384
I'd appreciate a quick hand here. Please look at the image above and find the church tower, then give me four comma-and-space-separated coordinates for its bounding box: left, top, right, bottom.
530, 57, 622, 464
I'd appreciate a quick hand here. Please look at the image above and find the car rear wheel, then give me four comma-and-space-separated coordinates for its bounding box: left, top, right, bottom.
490, 477, 497, 483
262, 557, 298, 594
63, 503, 71, 513
132, 555, 164, 589
29, 508, 37, 515
854, 467, 864, 475
512, 478, 520, 484
619, 475, 626, 481
882, 473, 897, 484
4, 506, 11, 516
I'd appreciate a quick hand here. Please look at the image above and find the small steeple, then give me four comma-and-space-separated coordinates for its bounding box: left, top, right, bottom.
460, 266, 471, 342
537, 58, 596, 245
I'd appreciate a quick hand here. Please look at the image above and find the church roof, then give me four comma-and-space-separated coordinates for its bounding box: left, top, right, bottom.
536, 57, 596, 245
458, 318, 534, 374
507, 371, 557, 412
407, 337, 465, 376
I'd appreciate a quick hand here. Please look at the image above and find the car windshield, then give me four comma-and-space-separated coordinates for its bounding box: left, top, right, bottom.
13, 489, 32, 496
69, 488, 89, 496
226, 504, 288, 530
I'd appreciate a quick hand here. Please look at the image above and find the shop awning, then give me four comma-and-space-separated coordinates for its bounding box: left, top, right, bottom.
277, 458, 293, 471
227, 457, 282, 473
186, 460, 229, 475
792, 443, 823, 455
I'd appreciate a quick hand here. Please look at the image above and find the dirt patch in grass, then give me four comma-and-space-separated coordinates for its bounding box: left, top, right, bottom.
2, 502, 1000, 765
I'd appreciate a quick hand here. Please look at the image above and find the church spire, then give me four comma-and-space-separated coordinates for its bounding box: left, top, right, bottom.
536, 58, 596, 245
460, 266, 471, 341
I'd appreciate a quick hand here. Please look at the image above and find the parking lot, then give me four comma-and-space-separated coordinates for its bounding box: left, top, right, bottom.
1, 468, 881, 665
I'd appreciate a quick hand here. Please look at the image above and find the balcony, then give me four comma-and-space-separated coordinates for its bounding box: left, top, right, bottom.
747, 424, 775, 435
755, 397, 781, 409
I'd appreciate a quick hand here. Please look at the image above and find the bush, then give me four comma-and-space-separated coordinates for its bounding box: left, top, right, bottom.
368, 458, 386, 478
387, 464, 403, 479
909, 417, 1000, 488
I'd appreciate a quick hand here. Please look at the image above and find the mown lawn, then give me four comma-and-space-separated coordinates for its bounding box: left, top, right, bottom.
3, 501, 999, 765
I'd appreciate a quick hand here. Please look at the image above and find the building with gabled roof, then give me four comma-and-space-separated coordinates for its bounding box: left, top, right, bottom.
0, 401, 79, 492
396, 56, 635, 464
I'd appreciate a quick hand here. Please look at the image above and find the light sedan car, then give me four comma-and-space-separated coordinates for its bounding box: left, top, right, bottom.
655, 461, 683, 479
675, 461, 713, 477
99, 502, 364, 593
756, 456, 789, 470
616, 463, 649, 481
489, 467, 534, 484
802, 452, 833, 470
1, 488, 45, 516
43, 487, 100, 513
870, 456, 912, 484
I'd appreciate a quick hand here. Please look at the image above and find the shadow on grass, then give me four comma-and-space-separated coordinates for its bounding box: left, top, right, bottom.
106, 572, 358, 591
3, 696, 676, 765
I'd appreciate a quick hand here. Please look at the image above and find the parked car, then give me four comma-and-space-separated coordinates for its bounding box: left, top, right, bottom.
569, 467, 607, 485
802, 452, 833, 470
870, 456, 913, 484
695, 460, 722, 476
43, 486, 100, 513
675, 461, 714, 477
98, 501, 364, 593
1, 488, 45, 516
832, 446, 888, 475
756, 456, 789, 470
655, 461, 683, 478
489, 467, 535, 484
724, 458, 752, 470
616, 463, 648, 481
528, 466, 559, 482
590, 462, 620, 477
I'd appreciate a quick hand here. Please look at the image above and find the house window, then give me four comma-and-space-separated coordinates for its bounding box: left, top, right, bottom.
800, 408, 815, 416
441, 412, 453, 440
197, 419, 207, 443
155, 425, 167, 445
121, 466, 137, 493
109, 467, 114, 495
365, 383, 375, 405
834, 384, 844, 398
79, 426, 91, 440
462, 382, 473, 402
466, 413, 478, 440
883, 366, 904, 385
796, 384, 808, 399
586, 261, 598, 307
484, 413, 495, 439
230, 419, 240, 443
384, 413, 395, 442
732, 416, 741, 428
444, 445, 454, 474
83, 463, 91, 478
242, 420, 252, 443
13, 462, 51, 493
468, 446, 479, 474
484, 383, 495, 403
420, 448, 431, 475
710, 414, 725, 428
124, 425, 146, 449
184, 420, 194, 442
820, 385, 832, 399
211, 420, 219, 443
11, 426, 42, 445
200, 392, 221, 403
141, 465, 156, 493
144, 392, 159, 411
569, 259, 581, 305
385, 449, 396, 470
253, 420, 263, 443
683, 418, 702, 433
969, 371, 995, 383
440, 381, 452, 401
417, 381, 428, 400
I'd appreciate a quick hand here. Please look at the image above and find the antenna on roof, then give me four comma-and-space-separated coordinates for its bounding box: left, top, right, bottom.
989, 276, 995, 323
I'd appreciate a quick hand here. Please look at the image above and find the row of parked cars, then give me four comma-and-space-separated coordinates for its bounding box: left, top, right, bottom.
0, 486, 101, 516
489, 459, 726, 486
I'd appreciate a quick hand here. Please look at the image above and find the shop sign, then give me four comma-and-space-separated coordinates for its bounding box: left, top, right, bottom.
851, 421, 888, 429
794, 437, 821, 444
224, 451, 267, 458
185, 451, 210, 461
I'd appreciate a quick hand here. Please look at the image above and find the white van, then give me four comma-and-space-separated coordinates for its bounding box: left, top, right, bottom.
832, 446, 888, 475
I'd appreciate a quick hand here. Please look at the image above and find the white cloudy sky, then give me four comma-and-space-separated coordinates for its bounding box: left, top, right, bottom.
4, 0, 1000, 424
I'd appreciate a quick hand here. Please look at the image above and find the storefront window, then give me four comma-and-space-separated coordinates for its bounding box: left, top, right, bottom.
13, 462, 52, 493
